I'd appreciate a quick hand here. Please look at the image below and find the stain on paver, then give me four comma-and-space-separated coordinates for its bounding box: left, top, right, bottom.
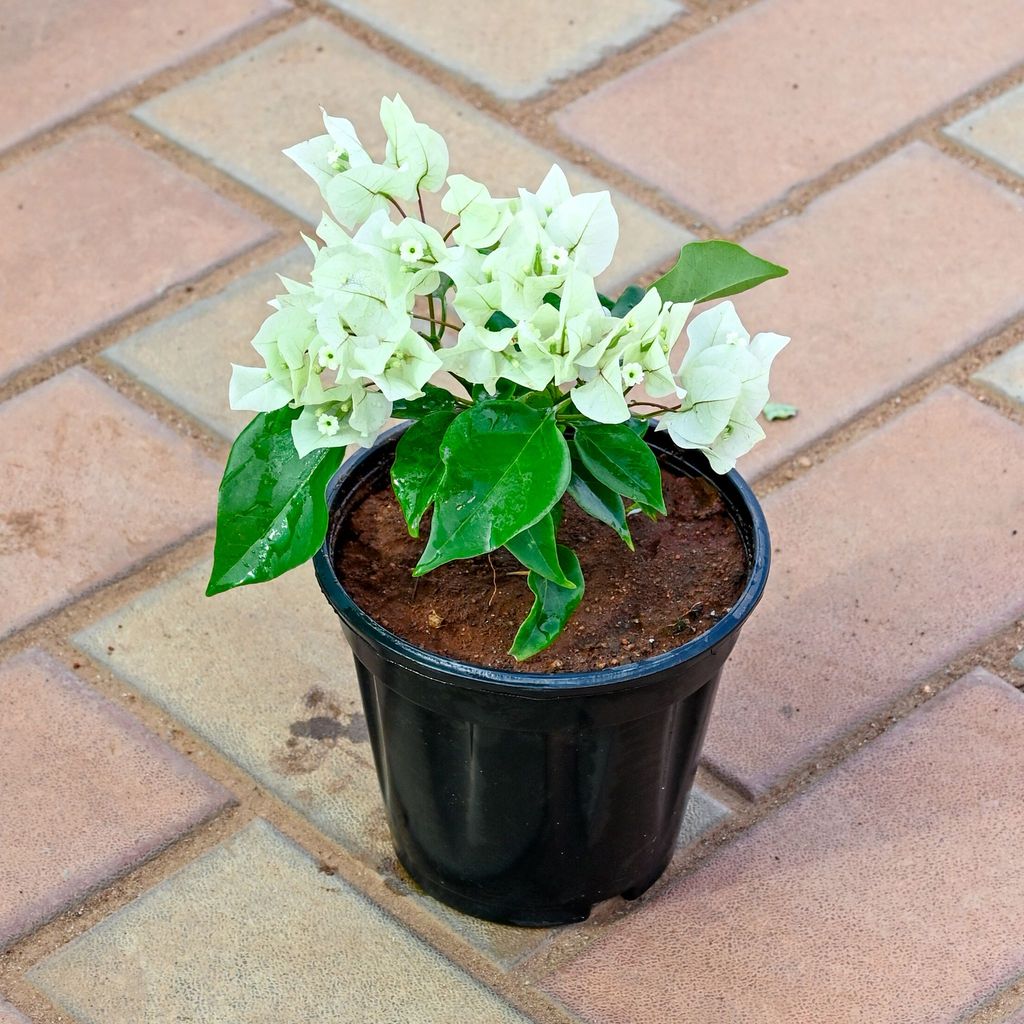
0, 370, 221, 640
28, 820, 530, 1024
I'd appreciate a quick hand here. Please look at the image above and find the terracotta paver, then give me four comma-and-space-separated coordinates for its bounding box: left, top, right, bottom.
0, 649, 231, 950
325, 0, 683, 100
974, 341, 1024, 407
946, 82, 1024, 179
0, 1000, 29, 1024
105, 247, 310, 439
556, 0, 1024, 228
704, 387, 1024, 796
0, 127, 270, 384
134, 19, 689, 292
29, 819, 529, 1024
732, 143, 1024, 478
75, 559, 727, 965
546, 669, 1024, 1023
0, 0, 287, 153
0, 369, 221, 639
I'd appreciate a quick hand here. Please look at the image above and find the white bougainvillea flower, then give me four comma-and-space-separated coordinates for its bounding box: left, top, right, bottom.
311, 248, 413, 342
570, 356, 630, 423
379, 94, 449, 192
282, 109, 371, 192
323, 163, 414, 229
519, 270, 607, 390
228, 362, 292, 412
441, 323, 519, 393
658, 301, 789, 472
291, 381, 392, 457
317, 411, 340, 436
348, 330, 442, 401
441, 175, 514, 248
519, 165, 619, 277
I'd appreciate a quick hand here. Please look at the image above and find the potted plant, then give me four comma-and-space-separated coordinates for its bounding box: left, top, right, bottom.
207, 96, 788, 926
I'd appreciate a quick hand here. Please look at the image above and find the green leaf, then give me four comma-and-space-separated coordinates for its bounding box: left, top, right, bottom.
566, 458, 633, 550
390, 409, 457, 537
763, 401, 798, 421
625, 416, 649, 439
509, 545, 585, 661
484, 310, 516, 331
572, 421, 666, 516
652, 240, 787, 304
610, 284, 646, 318
505, 513, 575, 588
392, 383, 460, 420
415, 402, 571, 574
472, 379, 527, 403
206, 408, 343, 596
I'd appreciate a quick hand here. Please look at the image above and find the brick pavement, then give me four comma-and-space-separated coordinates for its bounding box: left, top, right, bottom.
2, 2, 1024, 1022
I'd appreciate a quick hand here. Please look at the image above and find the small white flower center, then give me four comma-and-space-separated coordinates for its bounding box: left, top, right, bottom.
317, 347, 339, 370
399, 239, 424, 264
622, 361, 644, 386
317, 412, 340, 436
544, 245, 569, 270
724, 330, 746, 345
325, 146, 348, 171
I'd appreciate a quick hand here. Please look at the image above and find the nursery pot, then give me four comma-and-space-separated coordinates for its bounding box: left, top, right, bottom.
314, 423, 770, 927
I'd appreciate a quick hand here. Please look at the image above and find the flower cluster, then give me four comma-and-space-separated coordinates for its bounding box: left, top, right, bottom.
228, 95, 788, 472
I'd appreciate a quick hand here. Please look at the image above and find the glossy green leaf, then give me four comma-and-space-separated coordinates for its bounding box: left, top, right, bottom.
505, 512, 575, 587
206, 408, 343, 596
484, 310, 516, 331
572, 421, 666, 516
652, 240, 787, 304
610, 284, 646, 318
763, 401, 798, 421
509, 545, 585, 661
566, 457, 633, 550
415, 402, 571, 574
390, 409, 457, 537
625, 416, 649, 439
391, 382, 460, 420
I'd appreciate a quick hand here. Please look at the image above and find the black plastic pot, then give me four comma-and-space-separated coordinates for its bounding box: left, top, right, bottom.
314, 424, 770, 927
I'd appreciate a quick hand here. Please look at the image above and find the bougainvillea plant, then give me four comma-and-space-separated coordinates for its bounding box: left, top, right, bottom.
207, 96, 789, 660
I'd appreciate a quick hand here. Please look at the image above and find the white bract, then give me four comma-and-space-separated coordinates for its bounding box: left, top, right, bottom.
658, 302, 789, 472
229, 96, 786, 468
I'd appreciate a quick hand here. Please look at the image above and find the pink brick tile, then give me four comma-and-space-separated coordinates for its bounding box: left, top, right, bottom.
0, 649, 231, 949
0, 127, 270, 383
0, 1001, 28, 1024
546, 669, 1024, 1024
556, 0, 1024, 228
0, 0, 288, 152
0, 368, 221, 639
736, 143, 1024, 478
706, 387, 1024, 796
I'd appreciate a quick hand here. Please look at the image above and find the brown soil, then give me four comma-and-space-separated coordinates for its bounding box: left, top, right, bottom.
335, 468, 748, 673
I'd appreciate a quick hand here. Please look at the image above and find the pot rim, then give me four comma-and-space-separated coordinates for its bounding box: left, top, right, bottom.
314, 421, 770, 694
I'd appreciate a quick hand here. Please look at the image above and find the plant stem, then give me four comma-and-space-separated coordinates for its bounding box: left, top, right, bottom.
442, 222, 460, 242
386, 195, 408, 219
417, 188, 440, 340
